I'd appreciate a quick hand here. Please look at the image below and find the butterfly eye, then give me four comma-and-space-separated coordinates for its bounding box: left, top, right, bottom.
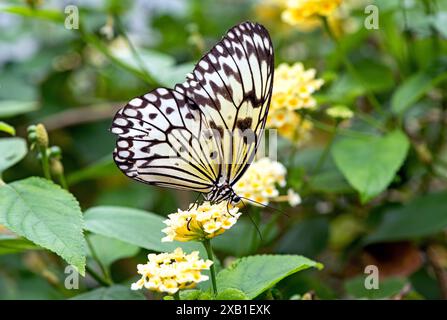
231, 195, 241, 205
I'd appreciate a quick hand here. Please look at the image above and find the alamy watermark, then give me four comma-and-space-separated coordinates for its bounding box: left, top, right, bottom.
364, 5, 379, 30
64, 265, 80, 290
364, 265, 380, 290
64, 5, 79, 30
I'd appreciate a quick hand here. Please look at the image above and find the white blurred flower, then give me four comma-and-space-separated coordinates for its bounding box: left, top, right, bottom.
287, 189, 302, 206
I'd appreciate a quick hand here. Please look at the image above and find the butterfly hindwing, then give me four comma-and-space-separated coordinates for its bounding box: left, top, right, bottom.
112, 88, 220, 192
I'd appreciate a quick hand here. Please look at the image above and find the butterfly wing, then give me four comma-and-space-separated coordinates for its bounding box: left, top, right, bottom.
111, 21, 274, 194
175, 21, 274, 186
111, 88, 220, 192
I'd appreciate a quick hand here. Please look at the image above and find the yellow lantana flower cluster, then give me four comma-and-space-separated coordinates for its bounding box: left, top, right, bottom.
282, 0, 342, 30
131, 248, 212, 294
162, 202, 241, 242
267, 63, 324, 143
271, 63, 324, 111
233, 157, 300, 206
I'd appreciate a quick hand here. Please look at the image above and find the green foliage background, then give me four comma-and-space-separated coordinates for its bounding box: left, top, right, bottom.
0, 0, 447, 300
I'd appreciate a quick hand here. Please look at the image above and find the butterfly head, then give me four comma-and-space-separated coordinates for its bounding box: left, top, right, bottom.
230, 193, 241, 206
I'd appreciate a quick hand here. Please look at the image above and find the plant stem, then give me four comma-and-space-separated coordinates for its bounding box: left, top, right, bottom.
77, 23, 159, 86
321, 16, 383, 114
85, 265, 112, 287
202, 239, 218, 296
86, 236, 113, 285
39, 147, 51, 180
114, 15, 159, 87
58, 173, 68, 190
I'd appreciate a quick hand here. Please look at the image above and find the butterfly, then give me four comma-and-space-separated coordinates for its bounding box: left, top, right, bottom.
111, 21, 274, 205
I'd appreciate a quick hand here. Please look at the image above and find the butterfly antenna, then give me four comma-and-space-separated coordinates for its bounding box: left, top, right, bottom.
239, 196, 289, 218
240, 199, 263, 243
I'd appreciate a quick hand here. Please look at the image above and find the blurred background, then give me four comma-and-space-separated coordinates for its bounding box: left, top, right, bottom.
0, 0, 447, 300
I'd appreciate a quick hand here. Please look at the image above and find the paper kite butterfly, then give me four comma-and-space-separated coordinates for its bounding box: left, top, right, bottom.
111, 21, 274, 205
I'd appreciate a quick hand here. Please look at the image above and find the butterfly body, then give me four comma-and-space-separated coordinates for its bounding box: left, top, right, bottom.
111, 21, 274, 204
205, 180, 239, 205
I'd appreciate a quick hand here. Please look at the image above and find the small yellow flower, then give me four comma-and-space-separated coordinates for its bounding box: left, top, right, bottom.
267, 62, 323, 144
271, 63, 324, 112
233, 158, 303, 207
282, 0, 342, 30
268, 109, 314, 144
162, 202, 242, 242
326, 105, 354, 120
131, 248, 212, 294
234, 158, 287, 206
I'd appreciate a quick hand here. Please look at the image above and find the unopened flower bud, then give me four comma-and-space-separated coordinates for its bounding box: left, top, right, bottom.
49, 146, 62, 160
27, 131, 38, 144
50, 159, 64, 176
35, 124, 49, 149
27, 124, 37, 134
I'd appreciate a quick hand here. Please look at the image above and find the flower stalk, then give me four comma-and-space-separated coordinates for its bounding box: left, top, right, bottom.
202, 239, 218, 296
321, 16, 383, 114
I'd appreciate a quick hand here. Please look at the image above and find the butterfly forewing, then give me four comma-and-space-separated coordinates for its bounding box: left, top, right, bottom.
176, 21, 274, 186
111, 21, 274, 196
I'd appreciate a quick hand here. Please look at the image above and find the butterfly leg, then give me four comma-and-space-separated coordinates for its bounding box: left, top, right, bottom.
188, 192, 203, 210
226, 201, 236, 217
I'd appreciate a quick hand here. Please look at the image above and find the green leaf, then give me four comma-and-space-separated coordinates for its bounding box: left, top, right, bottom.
0, 234, 40, 255
0, 100, 39, 118
87, 234, 139, 267
67, 156, 117, 185
353, 59, 395, 93
332, 130, 410, 202
216, 255, 323, 299
366, 192, 447, 243
345, 276, 406, 299
179, 289, 202, 300
309, 170, 353, 194
0, 6, 64, 22
213, 219, 278, 256
216, 288, 248, 300
0, 137, 27, 175
430, 12, 447, 38
391, 64, 447, 114
329, 214, 365, 250
156, 62, 195, 87
70, 285, 145, 300
0, 122, 15, 136
111, 48, 174, 80
0, 177, 86, 275
276, 218, 329, 257
84, 206, 203, 254
178, 289, 214, 300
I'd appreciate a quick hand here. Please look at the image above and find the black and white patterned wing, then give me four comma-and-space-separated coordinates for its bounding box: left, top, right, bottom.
111, 88, 221, 192
175, 21, 274, 186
